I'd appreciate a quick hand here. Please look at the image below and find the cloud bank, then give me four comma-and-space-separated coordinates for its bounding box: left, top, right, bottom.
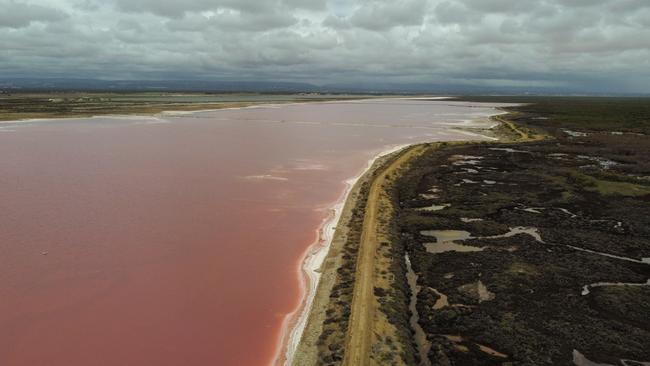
1, 0, 649, 92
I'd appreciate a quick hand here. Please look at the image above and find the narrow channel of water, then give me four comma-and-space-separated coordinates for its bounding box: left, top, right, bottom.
405, 253, 432, 366
581, 279, 650, 295
567, 245, 649, 264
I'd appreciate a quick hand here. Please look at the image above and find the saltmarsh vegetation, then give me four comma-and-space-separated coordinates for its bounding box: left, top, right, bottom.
313, 97, 650, 366
390, 97, 650, 365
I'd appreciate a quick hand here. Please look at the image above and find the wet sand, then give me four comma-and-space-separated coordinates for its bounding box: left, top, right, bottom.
0, 99, 509, 366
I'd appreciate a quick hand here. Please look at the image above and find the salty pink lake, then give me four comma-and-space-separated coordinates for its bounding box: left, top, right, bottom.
0, 99, 506, 366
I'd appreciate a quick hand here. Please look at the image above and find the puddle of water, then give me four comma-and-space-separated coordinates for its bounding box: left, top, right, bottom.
477, 344, 508, 358
477, 280, 495, 302
419, 193, 438, 199
417, 203, 450, 212
567, 245, 647, 264
450, 155, 483, 166
428, 286, 476, 310
460, 217, 483, 223
577, 155, 619, 169
563, 129, 588, 137
517, 207, 544, 214
419, 187, 441, 199
443, 335, 463, 342
424, 241, 485, 254
450, 155, 484, 160
557, 208, 578, 218
581, 279, 650, 296
455, 344, 470, 352
516, 206, 579, 218
489, 147, 531, 154
483, 226, 544, 243
421, 230, 484, 254
421, 227, 543, 253
430, 287, 450, 309
421, 230, 472, 241
442, 335, 507, 358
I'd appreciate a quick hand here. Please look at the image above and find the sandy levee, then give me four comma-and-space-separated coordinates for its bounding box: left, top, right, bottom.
273, 144, 409, 366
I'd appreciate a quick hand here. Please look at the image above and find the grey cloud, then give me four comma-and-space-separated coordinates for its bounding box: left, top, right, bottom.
110, 0, 219, 18
166, 10, 297, 32
282, 0, 327, 11
322, 14, 350, 29
211, 11, 297, 32
0, 1, 67, 28
456, 0, 535, 14
434, 1, 478, 24
349, 0, 429, 30
1, 0, 650, 93
109, 0, 316, 18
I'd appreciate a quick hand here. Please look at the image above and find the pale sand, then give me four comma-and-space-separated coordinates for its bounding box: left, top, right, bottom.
0, 114, 167, 124
0, 96, 451, 126
273, 144, 409, 366
0, 98, 388, 125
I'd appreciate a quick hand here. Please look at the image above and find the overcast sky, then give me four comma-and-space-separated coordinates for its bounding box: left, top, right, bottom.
1, 0, 649, 92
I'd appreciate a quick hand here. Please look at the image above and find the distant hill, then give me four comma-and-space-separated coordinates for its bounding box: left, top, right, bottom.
0, 78, 319, 93
1, 77, 647, 96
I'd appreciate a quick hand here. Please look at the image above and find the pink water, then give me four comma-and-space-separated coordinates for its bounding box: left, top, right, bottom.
0, 99, 506, 365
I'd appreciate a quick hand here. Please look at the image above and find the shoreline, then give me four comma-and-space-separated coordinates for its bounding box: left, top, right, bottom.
273, 143, 410, 366
281, 106, 517, 365
0, 102, 299, 125
0, 96, 453, 125
0, 100, 332, 125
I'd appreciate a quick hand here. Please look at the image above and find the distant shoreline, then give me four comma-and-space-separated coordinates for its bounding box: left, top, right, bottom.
0, 93, 423, 124
0, 101, 308, 124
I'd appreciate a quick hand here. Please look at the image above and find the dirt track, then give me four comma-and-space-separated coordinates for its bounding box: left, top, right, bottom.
342, 145, 423, 366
